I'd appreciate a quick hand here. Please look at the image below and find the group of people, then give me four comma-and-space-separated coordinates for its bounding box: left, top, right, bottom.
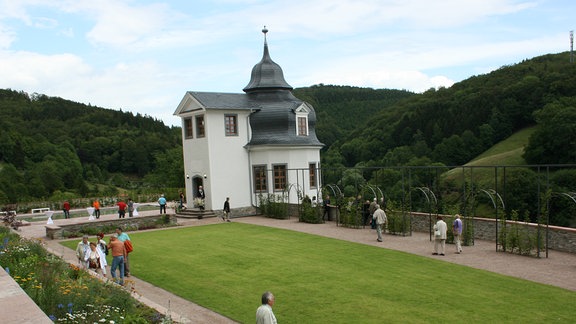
116, 198, 136, 218
75, 227, 132, 286
433, 214, 463, 255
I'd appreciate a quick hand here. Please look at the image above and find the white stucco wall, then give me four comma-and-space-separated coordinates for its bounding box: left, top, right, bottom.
249, 146, 322, 205
180, 109, 253, 211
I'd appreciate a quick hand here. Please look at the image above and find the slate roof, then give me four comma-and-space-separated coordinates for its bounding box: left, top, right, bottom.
186, 92, 256, 110
182, 30, 324, 148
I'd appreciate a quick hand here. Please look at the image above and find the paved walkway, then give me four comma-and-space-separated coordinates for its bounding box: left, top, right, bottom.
11, 211, 576, 323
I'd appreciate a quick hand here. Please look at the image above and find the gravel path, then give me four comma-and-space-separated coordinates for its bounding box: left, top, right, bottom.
15, 213, 576, 323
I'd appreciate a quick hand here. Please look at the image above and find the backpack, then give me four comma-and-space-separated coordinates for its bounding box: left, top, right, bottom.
99, 242, 109, 255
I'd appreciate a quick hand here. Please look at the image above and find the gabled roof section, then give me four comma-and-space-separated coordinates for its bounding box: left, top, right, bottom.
295, 103, 311, 113
174, 92, 259, 115
173, 92, 204, 115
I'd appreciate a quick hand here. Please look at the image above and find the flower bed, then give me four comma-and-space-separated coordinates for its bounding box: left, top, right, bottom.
0, 226, 169, 323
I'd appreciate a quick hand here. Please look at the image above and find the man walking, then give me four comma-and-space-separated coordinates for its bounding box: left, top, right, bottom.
453, 214, 463, 254
108, 234, 126, 286
116, 227, 132, 277
433, 216, 448, 256
223, 197, 231, 222
256, 291, 277, 324
372, 204, 387, 242
369, 198, 377, 229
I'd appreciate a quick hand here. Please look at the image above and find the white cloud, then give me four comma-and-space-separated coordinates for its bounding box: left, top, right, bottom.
0, 0, 572, 127
0, 50, 91, 88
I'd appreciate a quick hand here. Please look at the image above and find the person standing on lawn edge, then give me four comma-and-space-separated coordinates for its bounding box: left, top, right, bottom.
75, 235, 90, 269
96, 232, 108, 256
433, 216, 448, 256
158, 194, 167, 214
223, 197, 231, 222
372, 204, 387, 242
256, 291, 277, 324
116, 227, 132, 277
108, 234, 126, 286
85, 242, 107, 277
453, 214, 463, 254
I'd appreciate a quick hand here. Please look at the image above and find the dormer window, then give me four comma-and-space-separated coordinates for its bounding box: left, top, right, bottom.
295, 105, 309, 136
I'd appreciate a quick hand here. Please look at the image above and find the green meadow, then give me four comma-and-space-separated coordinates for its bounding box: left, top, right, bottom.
62, 222, 575, 323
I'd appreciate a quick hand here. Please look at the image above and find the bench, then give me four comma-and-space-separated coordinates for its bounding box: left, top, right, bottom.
31, 208, 50, 213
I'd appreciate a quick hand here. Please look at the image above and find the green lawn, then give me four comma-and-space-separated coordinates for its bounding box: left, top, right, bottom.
62, 222, 575, 323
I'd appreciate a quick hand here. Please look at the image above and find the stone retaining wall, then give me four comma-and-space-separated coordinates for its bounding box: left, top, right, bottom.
45, 214, 177, 239
214, 206, 258, 219
409, 212, 576, 253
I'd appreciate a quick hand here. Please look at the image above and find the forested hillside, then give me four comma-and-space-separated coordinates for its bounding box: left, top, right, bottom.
0, 90, 183, 203
2, 51, 576, 209
293, 85, 414, 148
324, 52, 576, 168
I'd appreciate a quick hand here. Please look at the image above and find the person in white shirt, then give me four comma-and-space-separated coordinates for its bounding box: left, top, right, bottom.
433, 216, 448, 256
372, 204, 387, 242
256, 291, 277, 324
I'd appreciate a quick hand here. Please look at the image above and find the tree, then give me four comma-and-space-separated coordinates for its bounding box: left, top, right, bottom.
524, 97, 576, 164
502, 168, 539, 221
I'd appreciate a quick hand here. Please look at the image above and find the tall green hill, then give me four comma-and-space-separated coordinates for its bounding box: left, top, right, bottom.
3, 51, 576, 205
326, 52, 576, 168
0, 89, 182, 203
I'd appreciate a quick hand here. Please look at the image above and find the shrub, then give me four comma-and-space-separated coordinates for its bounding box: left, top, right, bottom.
299, 201, 322, 224
386, 211, 411, 235
258, 193, 289, 219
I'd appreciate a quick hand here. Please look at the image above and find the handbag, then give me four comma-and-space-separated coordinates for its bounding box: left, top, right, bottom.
89, 258, 100, 269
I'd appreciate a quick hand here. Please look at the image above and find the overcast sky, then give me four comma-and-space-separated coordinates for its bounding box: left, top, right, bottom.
0, 0, 574, 127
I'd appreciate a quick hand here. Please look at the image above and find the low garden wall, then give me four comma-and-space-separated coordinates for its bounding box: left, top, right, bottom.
45, 214, 177, 239
409, 212, 576, 254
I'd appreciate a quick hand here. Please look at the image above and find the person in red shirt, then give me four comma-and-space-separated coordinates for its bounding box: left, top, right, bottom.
117, 200, 127, 218
63, 201, 71, 219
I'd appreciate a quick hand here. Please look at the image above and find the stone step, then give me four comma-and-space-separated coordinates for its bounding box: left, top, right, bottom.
176, 209, 216, 219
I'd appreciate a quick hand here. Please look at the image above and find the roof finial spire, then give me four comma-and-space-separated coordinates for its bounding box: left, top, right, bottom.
262, 25, 268, 44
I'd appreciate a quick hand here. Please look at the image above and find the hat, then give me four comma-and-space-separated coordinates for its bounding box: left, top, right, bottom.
83, 235, 89, 239
112, 233, 118, 238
